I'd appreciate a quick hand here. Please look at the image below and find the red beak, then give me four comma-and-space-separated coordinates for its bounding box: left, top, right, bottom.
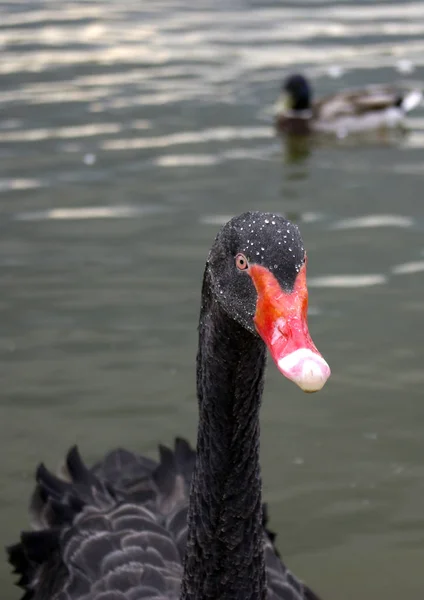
248, 261, 330, 392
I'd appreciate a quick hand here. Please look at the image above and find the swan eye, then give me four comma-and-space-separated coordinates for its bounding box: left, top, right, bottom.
235, 253, 249, 271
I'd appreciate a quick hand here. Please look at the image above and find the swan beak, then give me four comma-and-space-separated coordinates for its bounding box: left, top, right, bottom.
249, 262, 330, 393
277, 348, 330, 393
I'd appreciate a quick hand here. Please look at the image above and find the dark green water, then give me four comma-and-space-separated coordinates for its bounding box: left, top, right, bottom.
1, 1, 424, 598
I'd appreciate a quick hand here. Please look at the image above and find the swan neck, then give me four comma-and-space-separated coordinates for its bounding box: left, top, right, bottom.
181, 269, 267, 600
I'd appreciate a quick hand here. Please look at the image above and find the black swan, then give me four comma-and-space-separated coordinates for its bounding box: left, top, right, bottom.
8, 212, 330, 600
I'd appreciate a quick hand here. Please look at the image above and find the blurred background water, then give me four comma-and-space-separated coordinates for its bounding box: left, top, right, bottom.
1, 1, 424, 598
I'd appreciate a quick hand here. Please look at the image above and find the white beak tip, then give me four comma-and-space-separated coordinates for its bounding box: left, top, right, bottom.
277, 348, 331, 393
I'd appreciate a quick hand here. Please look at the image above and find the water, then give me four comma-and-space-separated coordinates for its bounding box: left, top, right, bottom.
1, 1, 424, 597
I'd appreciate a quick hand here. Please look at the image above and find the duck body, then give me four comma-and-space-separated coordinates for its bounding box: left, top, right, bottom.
275, 73, 422, 136
8, 212, 330, 600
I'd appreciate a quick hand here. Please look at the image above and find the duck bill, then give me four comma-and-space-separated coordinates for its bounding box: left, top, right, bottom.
274, 92, 291, 116
249, 262, 330, 393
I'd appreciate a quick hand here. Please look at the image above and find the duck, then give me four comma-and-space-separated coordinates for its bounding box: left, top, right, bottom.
8, 212, 331, 600
275, 73, 422, 136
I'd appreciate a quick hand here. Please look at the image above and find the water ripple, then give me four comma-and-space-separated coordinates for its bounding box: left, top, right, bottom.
308, 274, 388, 288
0, 178, 44, 192
332, 215, 414, 230
14, 205, 165, 221
0, 123, 123, 142
102, 127, 272, 151
392, 261, 424, 275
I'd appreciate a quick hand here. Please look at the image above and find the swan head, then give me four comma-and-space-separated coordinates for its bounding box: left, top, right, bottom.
207, 211, 330, 393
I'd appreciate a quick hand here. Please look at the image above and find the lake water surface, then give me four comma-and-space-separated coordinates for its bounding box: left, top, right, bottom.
1, 1, 424, 598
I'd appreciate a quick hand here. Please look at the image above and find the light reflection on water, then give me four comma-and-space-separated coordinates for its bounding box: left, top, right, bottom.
1, 1, 424, 599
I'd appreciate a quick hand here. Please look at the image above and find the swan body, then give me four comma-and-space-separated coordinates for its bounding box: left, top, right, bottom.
8, 212, 330, 600
8, 441, 321, 600
275, 73, 422, 136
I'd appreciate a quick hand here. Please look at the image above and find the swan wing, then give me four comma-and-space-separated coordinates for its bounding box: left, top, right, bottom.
8, 441, 321, 600
8, 444, 190, 600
